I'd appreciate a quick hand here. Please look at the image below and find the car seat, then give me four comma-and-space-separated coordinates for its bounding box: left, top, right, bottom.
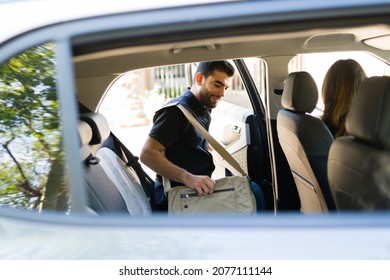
78, 119, 129, 214
79, 113, 152, 215
277, 71, 336, 213
328, 76, 390, 210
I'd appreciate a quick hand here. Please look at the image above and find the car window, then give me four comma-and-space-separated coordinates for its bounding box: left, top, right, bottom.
99, 61, 252, 125
0, 43, 70, 212
289, 51, 390, 115
244, 57, 267, 105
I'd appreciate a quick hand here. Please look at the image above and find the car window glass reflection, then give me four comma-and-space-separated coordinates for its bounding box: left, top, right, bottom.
0, 43, 70, 213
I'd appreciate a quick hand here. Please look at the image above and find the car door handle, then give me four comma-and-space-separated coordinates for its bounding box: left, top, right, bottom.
221, 124, 241, 146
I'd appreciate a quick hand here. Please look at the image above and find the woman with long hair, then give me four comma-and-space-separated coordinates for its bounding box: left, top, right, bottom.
321, 59, 367, 138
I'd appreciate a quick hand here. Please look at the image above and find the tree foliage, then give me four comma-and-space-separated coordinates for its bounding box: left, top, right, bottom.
0, 43, 69, 212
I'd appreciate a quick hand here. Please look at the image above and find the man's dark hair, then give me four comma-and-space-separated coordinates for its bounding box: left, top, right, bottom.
195, 60, 235, 79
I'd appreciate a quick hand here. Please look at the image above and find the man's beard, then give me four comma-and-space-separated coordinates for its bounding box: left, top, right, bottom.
199, 90, 220, 108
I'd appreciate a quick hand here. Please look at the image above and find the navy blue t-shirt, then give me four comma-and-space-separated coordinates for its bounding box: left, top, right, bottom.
149, 90, 215, 187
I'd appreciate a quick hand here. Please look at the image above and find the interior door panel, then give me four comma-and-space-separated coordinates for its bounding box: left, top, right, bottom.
210, 100, 251, 178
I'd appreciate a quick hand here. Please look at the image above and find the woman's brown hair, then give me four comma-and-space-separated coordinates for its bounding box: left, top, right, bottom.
321, 59, 367, 138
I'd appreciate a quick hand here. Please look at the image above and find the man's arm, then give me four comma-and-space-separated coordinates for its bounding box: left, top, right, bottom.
140, 136, 215, 195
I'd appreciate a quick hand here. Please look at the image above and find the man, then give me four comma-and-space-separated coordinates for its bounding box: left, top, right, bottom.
140, 60, 264, 210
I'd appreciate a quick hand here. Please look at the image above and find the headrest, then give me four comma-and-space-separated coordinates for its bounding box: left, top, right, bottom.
281, 71, 318, 113
78, 120, 92, 161
80, 112, 111, 145
78, 120, 92, 146
346, 76, 390, 149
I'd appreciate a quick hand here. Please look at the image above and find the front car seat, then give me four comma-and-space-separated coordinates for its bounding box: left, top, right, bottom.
277, 71, 336, 213
328, 76, 390, 210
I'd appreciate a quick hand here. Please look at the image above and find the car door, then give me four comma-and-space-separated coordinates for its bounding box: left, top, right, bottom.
209, 59, 273, 210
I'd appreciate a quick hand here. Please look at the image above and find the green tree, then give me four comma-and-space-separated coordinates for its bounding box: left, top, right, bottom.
0, 43, 69, 212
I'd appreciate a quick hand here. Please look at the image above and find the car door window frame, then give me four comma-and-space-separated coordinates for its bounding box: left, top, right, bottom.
1, 29, 86, 214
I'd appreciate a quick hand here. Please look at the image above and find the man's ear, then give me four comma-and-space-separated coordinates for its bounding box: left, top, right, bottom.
195, 72, 204, 85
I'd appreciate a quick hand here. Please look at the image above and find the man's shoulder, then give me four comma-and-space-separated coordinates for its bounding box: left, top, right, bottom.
153, 98, 184, 123
162, 99, 180, 109
158, 91, 193, 111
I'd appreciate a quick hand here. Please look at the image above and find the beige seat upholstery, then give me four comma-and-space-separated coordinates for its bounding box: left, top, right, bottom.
277, 71, 336, 213
328, 76, 390, 210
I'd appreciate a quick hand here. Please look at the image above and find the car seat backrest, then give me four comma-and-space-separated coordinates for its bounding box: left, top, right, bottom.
277, 71, 335, 213
328, 76, 390, 210
346, 77, 390, 149
78, 120, 128, 214
80, 112, 152, 216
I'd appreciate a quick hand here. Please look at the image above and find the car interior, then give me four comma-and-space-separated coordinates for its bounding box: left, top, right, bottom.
72, 11, 390, 215
1, 1, 390, 217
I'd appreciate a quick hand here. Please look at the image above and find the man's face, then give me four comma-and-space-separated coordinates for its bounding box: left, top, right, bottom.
198, 70, 232, 108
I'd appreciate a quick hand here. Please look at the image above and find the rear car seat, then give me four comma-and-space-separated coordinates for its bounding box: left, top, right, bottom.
78, 114, 152, 216
78, 120, 128, 214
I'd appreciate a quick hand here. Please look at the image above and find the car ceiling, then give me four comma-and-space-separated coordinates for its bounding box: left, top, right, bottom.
72, 3, 390, 110
74, 25, 390, 76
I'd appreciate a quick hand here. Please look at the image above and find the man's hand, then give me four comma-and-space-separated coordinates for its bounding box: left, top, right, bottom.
141, 136, 216, 196
183, 174, 216, 196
